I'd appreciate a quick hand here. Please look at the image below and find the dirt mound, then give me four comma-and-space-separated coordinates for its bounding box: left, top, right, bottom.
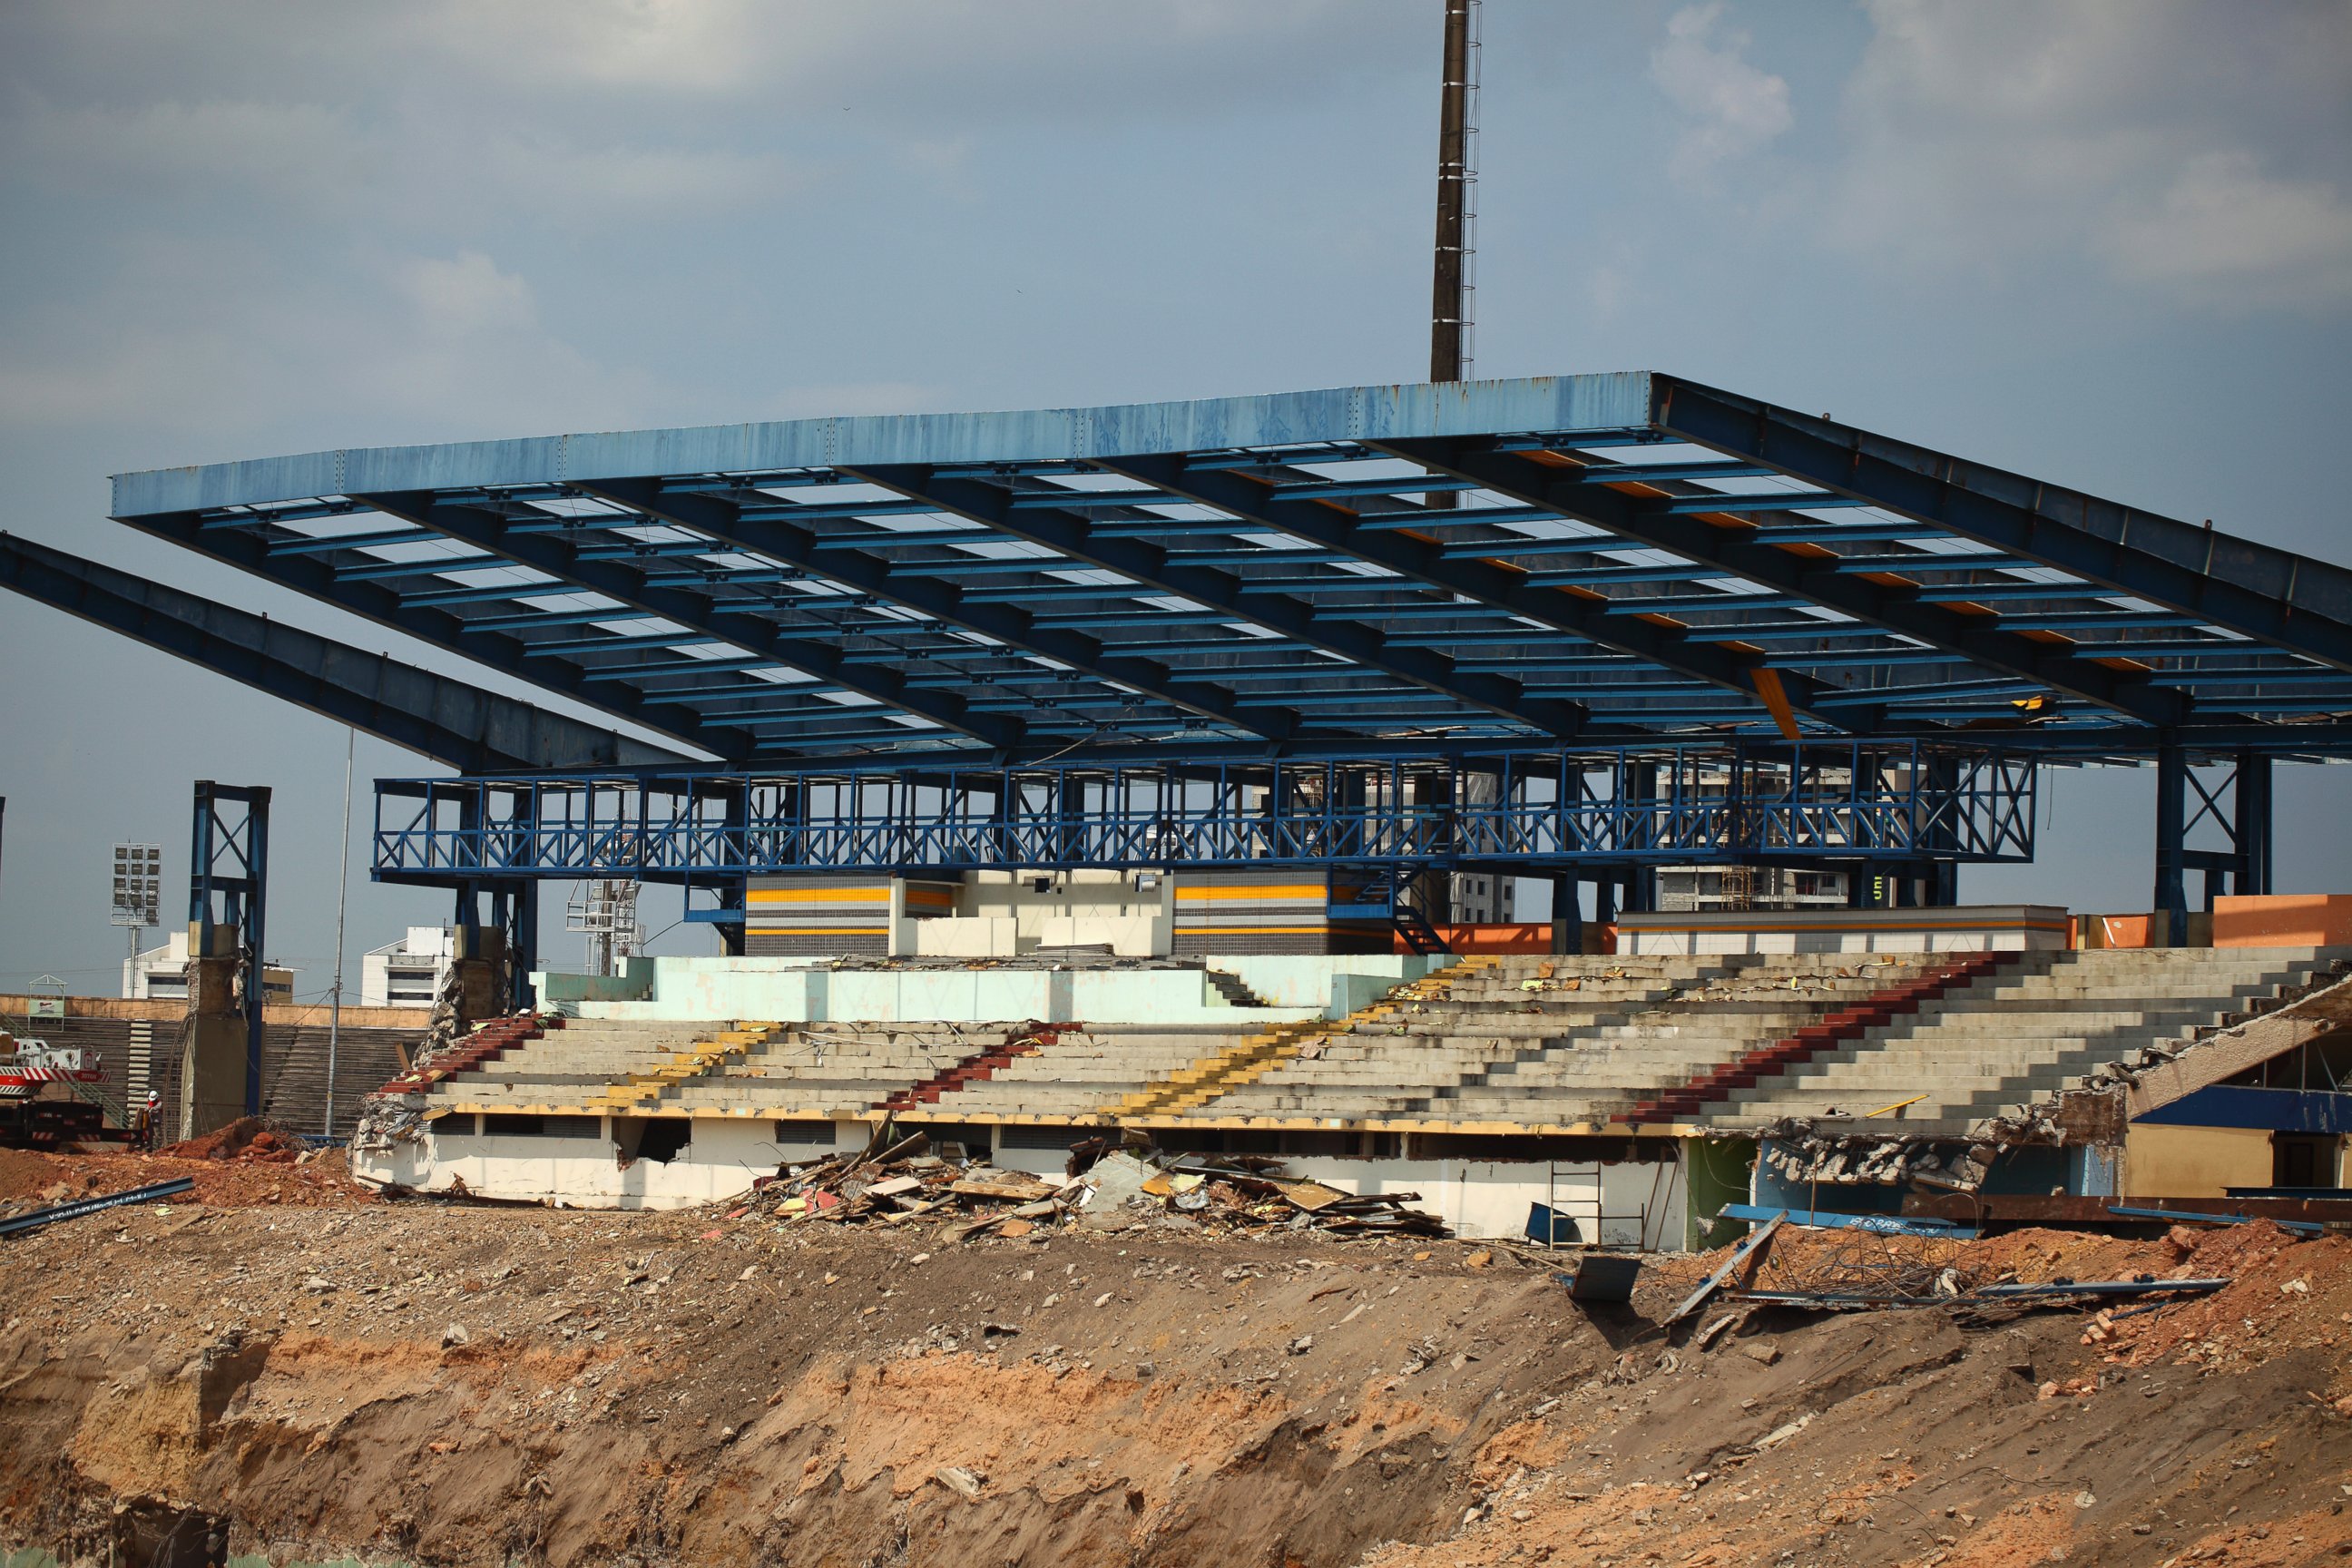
0, 1209, 2346, 1565
155, 1115, 299, 1162
0, 1145, 370, 1213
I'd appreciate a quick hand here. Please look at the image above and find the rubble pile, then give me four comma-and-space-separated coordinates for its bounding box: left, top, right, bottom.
748, 1130, 1449, 1240
153, 1114, 304, 1164
0, 1138, 368, 1215
1754, 1119, 1995, 1189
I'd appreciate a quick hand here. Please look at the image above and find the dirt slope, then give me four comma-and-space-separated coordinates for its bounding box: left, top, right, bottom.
0, 1151, 2347, 1566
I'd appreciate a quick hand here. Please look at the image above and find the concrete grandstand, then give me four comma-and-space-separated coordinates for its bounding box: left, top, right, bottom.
6, 374, 2352, 1235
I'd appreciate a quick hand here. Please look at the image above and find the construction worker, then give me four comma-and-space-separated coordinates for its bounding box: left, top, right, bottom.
134, 1089, 159, 1152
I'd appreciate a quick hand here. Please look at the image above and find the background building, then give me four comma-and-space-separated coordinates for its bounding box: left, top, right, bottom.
360, 926, 458, 1009
123, 930, 293, 1002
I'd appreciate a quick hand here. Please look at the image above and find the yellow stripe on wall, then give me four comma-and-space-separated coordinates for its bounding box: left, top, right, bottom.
747, 887, 894, 905
1174, 885, 1328, 902
744, 926, 891, 936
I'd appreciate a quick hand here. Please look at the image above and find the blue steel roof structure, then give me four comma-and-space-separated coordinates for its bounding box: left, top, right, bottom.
106, 372, 2352, 769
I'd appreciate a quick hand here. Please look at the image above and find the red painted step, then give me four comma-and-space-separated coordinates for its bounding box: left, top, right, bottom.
377, 1013, 554, 1094
877, 1024, 1067, 1112
1616, 953, 2017, 1125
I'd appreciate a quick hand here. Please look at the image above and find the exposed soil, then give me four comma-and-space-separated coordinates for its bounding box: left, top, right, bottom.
0, 1149, 2347, 1566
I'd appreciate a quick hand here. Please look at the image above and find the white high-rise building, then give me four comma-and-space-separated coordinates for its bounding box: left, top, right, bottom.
360, 926, 459, 1009
123, 930, 295, 1002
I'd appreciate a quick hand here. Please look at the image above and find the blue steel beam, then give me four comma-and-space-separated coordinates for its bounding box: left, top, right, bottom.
846, 464, 1590, 739
1380, 436, 2203, 728
1096, 453, 1852, 734
354, 491, 1024, 750
573, 477, 1312, 742
107, 511, 757, 759
1652, 376, 2352, 673
0, 532, 690, 770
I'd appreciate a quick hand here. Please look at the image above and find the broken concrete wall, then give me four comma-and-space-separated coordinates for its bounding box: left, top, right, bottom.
366, 1116, 1696, 1242
366, 1115, 872, 1210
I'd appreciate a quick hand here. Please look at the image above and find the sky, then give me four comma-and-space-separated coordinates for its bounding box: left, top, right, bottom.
1, 0, 2348, 997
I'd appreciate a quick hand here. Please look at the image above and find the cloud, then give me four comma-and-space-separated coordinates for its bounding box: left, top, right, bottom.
397, 250, 537, 335
0, 239, 642, 447
1649, 4, 1793, 183
2103, 152, 2352, 306
1828, 0, 2352, 307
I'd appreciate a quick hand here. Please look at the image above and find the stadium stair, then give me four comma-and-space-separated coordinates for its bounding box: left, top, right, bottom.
1108, 956, 1496, 1119
1712, 946, 2350, 1132
1204, 969, 1270, 1008
382, 1014, 550, 1094
582, 1023, 780, 1113
1615, 952, 2016, 1125
876, 1023, 1066, 1112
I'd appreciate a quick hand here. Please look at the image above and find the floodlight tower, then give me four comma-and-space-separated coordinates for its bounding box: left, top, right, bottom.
111, 841, 162, 997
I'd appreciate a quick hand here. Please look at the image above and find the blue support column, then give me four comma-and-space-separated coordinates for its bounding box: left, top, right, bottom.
718, 781, 750, 956
2234, 751, 2273, 897
1551, 873, 1582, 955
188, 782, 270, 1122
2154, 741, 2190, 946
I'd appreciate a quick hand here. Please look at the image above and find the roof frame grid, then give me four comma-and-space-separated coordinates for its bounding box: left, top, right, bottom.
90, 371, 2352, 764
1376, 436, 2206, 729
843, 462, 1590, 740
1092, 451, 1856, 738
1651, 377, 2352, 673
354, 489, 1007, 750
574, 476, 1310, 743
110, 507, 758, 760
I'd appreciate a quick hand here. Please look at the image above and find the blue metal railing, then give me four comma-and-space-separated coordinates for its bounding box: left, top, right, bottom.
371, 740, 2035, 882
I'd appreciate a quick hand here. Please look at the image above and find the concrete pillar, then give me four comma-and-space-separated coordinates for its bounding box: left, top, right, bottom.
179, 924, 248, 1140
447, 925, 507, 1022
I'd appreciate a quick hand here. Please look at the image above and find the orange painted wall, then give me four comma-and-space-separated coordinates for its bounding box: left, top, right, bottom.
2211, 894, 2352, 949
1390, 923, 1553, 955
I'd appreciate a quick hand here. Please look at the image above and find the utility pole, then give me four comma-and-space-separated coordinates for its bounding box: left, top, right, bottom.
1425, 0, 1482, 935
325, 727, 353, 1137
1430, 0, 1480, 385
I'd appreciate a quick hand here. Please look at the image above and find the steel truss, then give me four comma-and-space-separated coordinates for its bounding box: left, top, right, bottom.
370, 740, 2035, 890
189, 781, 269, 1118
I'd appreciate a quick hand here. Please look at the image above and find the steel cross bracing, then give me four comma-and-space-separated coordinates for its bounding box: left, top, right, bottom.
368, 741, 2037, 885
88, 372, 2352, 772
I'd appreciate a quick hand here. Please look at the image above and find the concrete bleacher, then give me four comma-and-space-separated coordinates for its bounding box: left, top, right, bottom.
662, 1024, 987, 1116
936, 1023, 1260, 1119
417, 946, 2347, 1138
1182, 954, 1954, 1127
1710, 946, 2348, 1132
1183, 955, 1715, 1121
430, 1021, 721, 1112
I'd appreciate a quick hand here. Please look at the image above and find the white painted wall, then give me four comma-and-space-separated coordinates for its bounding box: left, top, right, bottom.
360, 1118, 1692, 1242
358, 1115, 873, 1210
545, 955, 1449, 1025
1622, 907, 2072, 956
